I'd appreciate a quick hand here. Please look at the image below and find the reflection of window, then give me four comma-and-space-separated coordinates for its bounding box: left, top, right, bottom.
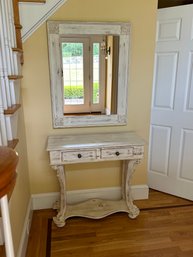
61, 36, 106, 114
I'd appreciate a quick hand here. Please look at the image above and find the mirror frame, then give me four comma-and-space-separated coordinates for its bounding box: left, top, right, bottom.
47, 21, 131, 128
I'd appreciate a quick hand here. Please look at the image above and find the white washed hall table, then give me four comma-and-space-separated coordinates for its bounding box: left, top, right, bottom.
46, 132, 145, 227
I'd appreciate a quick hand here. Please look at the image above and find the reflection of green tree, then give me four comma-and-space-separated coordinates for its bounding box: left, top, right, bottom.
62, 43, 82, 57
62, 43, 99, 57
93, 44, 99, 56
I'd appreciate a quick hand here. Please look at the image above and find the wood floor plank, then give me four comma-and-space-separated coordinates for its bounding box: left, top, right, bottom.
24, 190, 193, 257
49, 206, 193, 257
0, 246, 5, 257
25, 209, 55, 257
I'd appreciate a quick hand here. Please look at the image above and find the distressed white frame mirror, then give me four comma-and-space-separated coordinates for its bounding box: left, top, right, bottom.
47, 21, 130, 128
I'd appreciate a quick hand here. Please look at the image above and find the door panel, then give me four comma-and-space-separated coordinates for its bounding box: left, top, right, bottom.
179, 129, 193, 181
156, 18, 181, 41
149, 125, 171, 176
149, 5, 193, 200
153, 52, 178, 109
186, 52, 193, 110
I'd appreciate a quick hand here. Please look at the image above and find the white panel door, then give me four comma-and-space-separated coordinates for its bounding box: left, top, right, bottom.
149, 4, 193, 200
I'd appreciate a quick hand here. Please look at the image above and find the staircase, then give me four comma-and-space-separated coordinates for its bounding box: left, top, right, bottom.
0, 0, 68, 251
0, 0, 46, 150
0, 0, 68, 149
0, 0, 46, 250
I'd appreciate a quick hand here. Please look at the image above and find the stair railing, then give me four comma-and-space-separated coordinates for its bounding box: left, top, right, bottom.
0, 0, 21, 148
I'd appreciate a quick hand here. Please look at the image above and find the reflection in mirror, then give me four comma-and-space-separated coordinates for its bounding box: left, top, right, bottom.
47, 21, 130, 128
61, 35, 119, 116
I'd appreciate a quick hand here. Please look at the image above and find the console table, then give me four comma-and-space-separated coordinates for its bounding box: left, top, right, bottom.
46, 132, 145, 227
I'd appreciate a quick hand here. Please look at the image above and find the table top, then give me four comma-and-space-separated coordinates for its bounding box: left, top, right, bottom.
47, 132, 145, 151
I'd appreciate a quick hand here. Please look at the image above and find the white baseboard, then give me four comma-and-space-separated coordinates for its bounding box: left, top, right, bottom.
32, 185, 149, 210
17, 199, 33, 257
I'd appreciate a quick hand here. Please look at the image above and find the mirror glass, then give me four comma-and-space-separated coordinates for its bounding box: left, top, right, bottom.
47, 21, 130, 128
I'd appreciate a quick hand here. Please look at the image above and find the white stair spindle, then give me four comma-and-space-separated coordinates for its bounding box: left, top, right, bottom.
10, 78, 20, 106
0, 195, 15, 257
0, 5, 13, 108
0, 130, 2, 146
5, 116, 12, 141
0, 48, 8, 110
0, 35, 11, 78
0, 111, 8, 146
7, 0, 17, 48
4, 78, 12, 109
0, 78, 8, 112
2, 0, 15, 75
13, 53, 18, 76
0, 8, 11, 76
0, 81, 8, 146
0, 44, 4, 78
0, 80, 8, 111
9, 80, 16, 105
0, 218, 4, 245
8, 0, 18, 75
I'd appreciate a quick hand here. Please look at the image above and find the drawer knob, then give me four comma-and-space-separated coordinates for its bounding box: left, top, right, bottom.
115, 151, 120, 156
77, 153, 82, 158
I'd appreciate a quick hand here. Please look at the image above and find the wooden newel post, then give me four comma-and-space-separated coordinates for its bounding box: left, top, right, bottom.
0, 146, 18, 257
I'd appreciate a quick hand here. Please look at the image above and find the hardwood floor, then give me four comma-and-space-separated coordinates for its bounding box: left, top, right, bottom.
25, 190, 193, 257
1, 190, 193, 257
0, 246, 5, 257
50, 208, 193, 257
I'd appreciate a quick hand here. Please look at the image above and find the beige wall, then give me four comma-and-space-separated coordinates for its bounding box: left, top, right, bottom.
22, 0, 157, 193
9, 103, 31, 254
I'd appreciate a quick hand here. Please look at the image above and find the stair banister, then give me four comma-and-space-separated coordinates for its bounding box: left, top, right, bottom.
0, 146, 18, 257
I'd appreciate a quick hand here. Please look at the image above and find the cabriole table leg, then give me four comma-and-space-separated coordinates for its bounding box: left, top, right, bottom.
52, 165, 66, 227
124, 159, 141, 219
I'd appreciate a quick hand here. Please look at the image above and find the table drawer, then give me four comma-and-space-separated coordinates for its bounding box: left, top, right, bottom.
133, 146, 144, 157
101, 147, 134, 160
62, 150, 97, 163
